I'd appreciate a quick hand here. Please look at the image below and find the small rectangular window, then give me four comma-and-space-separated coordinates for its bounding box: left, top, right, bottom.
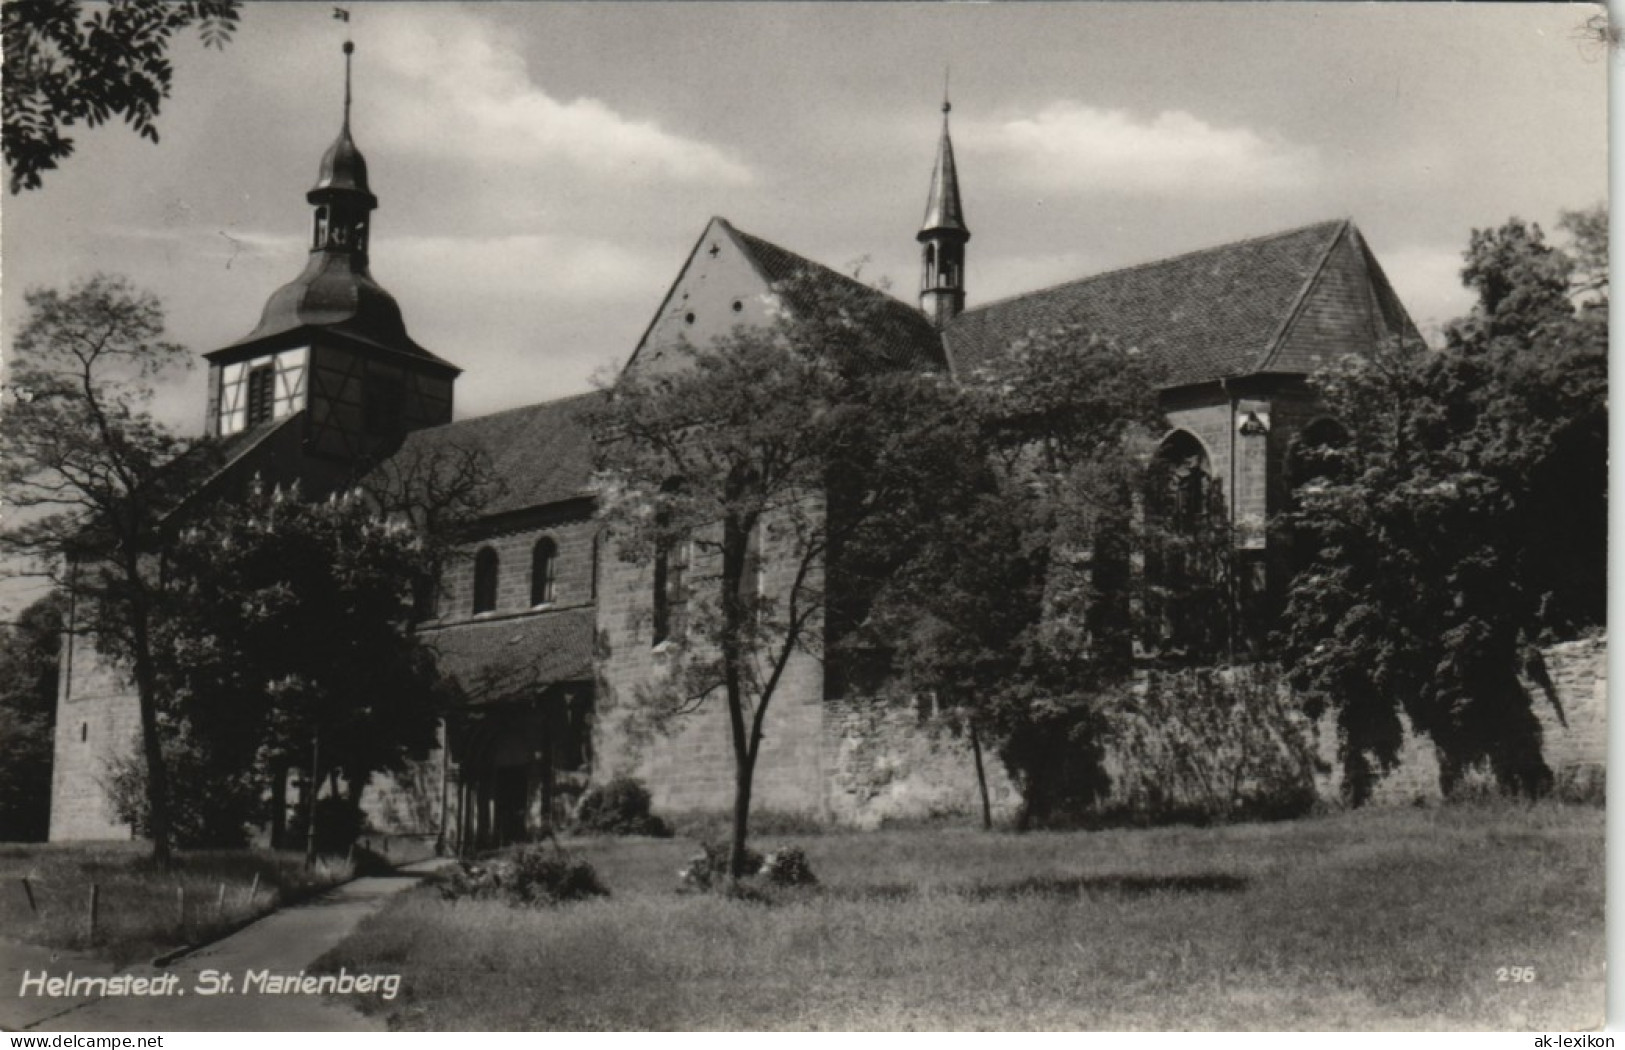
245, 365, 275, 426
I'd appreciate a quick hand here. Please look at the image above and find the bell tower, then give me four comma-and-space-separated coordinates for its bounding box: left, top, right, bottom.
918, 94, 969, 327
202, 39, 458, 474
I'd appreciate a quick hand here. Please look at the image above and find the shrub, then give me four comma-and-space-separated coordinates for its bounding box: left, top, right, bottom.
440, 845, 608, 906
573, 775, 673, 837
678, 841, 818, 894
761, 845, 818, 887
103, 731, 261, 848
1097, 664, 1321, 827
286, 796, 369, 856
677, 840, 763, 892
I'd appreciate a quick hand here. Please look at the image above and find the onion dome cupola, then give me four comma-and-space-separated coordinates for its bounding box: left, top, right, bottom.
204, 40, 457, 458
918, 95, 970, 327
308, 43, 378, 251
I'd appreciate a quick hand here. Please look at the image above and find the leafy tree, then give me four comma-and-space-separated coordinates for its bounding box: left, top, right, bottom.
0, 592, 66, 841
872, 326, 1168, 828
3, 0, 241, 193
154, 481, 452, 858
103, 719, 261, 847
1281, 211, 1607, 801
591, 273, 967, 877
0, 275, 212, 864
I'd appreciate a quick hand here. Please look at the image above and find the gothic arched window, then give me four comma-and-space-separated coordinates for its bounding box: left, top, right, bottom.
653, 536, 689, 645
652, 481, 689, 645
1144, 430, 1221, 659
473, 547, 499, 614
531, 537, 558, 607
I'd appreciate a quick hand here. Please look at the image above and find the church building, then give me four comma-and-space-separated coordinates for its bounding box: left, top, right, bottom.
51, 53, 1440, 845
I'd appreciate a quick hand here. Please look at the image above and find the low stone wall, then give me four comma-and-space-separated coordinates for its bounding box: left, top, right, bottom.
823, 699, 1018, 828
818, 636, 1607, 825
1312, 634, 1608, 805
1534, 634, 1607, 793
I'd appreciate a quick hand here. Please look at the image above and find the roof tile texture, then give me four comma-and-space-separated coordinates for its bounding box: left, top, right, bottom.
944, 220, 1349, 387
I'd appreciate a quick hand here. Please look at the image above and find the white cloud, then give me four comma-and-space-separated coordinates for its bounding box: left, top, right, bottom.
366, 12, 754, 187
963, 103, 1319, 198
384, 233, 671, 305
1376, 243, 1474, 341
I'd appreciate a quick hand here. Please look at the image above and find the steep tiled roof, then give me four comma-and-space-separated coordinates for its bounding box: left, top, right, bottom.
159, 413, 306, 524
380, 391, 602, 517
422, 607, 595, 707
730, 224, 948, 371
944, 220, 1350, 387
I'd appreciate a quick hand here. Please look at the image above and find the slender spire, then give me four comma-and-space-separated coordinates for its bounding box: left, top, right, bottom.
343, 39, 353, 129
917, 88, 969, 326
919, 89, 968, 238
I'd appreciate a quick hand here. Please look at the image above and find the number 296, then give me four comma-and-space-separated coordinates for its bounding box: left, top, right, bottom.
1497, 967, 1536, 983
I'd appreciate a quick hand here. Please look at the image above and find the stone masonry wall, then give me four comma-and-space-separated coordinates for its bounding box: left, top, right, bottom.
593, 501, 828, 817
1303, 635, 1606, 805
432, 503, 596, 624
823, 699, 1019, 827
818, 637, 1606, 825
50, 621, 138, 841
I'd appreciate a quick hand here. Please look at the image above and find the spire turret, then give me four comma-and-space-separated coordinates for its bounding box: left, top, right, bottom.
308, 40, 376, 245
918, 93, 969, 326
229, 38, 420, 353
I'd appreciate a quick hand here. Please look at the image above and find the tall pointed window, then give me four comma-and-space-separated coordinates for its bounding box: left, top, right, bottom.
653, 536, 690, 645
1144, 430, 1222, 659
531, 538, 558, 606
473, 547, 499, 614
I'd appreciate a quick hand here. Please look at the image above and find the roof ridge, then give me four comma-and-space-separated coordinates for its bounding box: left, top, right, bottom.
1251, 219, 1351, 374
423, 389, 602, 432
728, 223, 916, 311
956, 217, 1351, 320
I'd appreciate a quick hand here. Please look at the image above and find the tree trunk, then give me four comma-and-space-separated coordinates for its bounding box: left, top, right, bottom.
730, 751, 757, 879
721, 509, 757, 881
304, 730, 320, 868
969, 722, 992, 831
269, 762, 287, 849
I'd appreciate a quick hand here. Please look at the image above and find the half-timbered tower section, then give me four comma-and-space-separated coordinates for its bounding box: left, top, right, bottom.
201, 47, 458, 494
50, 47, 460, 842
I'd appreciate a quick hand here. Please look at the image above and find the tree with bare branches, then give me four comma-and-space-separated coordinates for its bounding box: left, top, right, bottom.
0, 274, 213, 863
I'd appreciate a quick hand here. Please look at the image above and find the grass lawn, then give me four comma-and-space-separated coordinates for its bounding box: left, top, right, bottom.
0, 842, 352, 966
318, 803, 1603, 1031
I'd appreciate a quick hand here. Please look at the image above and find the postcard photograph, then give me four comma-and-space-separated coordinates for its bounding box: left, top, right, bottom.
0, 0, 1609, 1035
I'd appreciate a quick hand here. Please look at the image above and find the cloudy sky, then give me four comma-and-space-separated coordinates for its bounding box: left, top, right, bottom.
2, 2, 1609, 430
